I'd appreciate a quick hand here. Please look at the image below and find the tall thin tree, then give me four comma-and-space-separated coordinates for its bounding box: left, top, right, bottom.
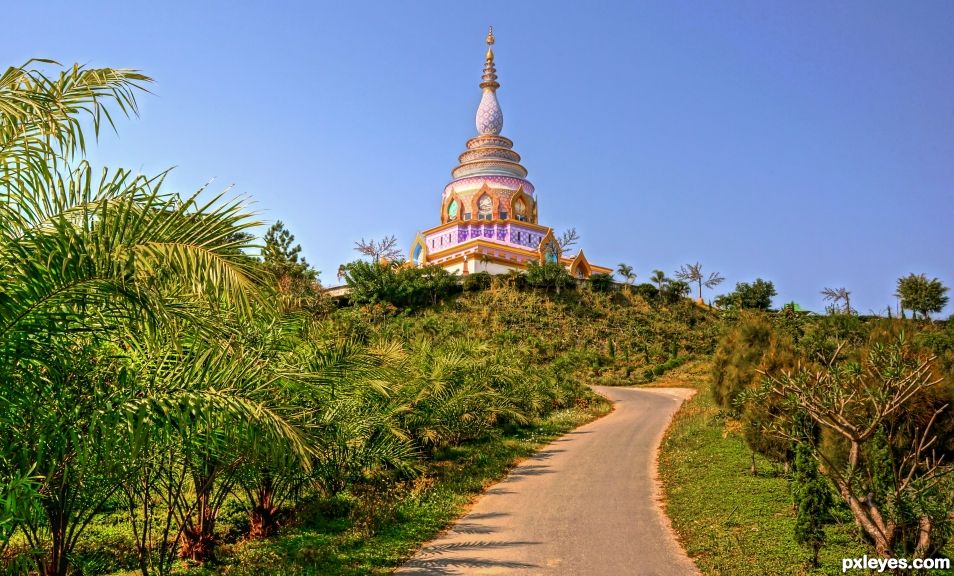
675, 262, 725, 302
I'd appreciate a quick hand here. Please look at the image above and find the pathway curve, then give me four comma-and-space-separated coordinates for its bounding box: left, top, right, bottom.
397, 386, 699, 576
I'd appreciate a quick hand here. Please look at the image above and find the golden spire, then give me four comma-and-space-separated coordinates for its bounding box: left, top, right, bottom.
480, 26, 499, 90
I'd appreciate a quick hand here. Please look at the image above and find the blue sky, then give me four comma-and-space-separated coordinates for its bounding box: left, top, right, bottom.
7, 1, 954, 314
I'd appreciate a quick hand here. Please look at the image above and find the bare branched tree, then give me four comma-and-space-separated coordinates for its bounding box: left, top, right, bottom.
821, 287, 851, 315
557, 228, 580, 251
764, 339, 949, 558
675, 262, 725, 301
354, 235, 401, 263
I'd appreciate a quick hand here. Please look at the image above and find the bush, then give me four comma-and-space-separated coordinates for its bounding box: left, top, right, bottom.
633, 283, 659, 303
343, 261, 458, 307
710, 313, 773, 411
588, 273, 614, 292
642, 356, 689, 381
463, 271, 492, 292
715, 278, 777, 310
525, 261, 573, 294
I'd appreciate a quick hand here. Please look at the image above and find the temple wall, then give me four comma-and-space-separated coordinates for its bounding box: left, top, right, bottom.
424, 222, 545, 254
443, 261, 466, 276
475, 261, 519, 275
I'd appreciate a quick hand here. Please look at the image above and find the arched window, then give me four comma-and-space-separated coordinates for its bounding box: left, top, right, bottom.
412, 243, 423, 266
544, 240, 559, 263
447, 199, 459, 220
513, 197, 528, 222
477, 194, 493, 220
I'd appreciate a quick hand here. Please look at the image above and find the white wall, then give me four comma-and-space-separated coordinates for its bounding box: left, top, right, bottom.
477, 261, 520, 275
443, 262, 466, 277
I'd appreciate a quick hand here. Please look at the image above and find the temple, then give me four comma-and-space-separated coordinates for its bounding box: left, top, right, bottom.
409, 28, 611, 279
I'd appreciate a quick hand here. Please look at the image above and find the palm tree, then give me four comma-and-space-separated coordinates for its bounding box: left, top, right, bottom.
617, 263, 636, 285
0, 59, 307, 576
650, 269, 668, 291
675, 262, 725, 302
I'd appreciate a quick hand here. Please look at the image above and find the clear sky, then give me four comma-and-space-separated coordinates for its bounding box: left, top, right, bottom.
6, 1, 954, 314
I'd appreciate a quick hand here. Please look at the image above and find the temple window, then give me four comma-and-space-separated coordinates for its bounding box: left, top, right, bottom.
499, 211, 508, 220
447, 199, 459, 220
413, 243, 423, 265
477, 194, 493, 220
544, 240, 559, 263
513, 197, 527, 222
463, 212, 472, 220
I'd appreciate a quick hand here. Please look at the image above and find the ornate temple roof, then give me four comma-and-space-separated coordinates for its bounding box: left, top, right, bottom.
446, 28, 533, 192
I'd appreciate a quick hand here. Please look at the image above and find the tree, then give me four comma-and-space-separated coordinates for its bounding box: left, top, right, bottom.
820, 287, 851, 315
715, 278, 777, 310
0, 60, 151, 192
263, 221, 316, 281
406, 265, 458, 306
659, 279, 691, 305
633, 283, 658, 302
0, 60, 157, 576
557, 227, 580, 251
896, 273, 949, 319
342, 259, 403, 305
792, 443, 831, 567
354, 235, 401, 263
463, 271, 493, 292
263, 221, 321, 312
588, 272, 614, 292
675, 262, 724, 302
0, 59, 311, 576
525, 261, 573, 295
616, 263, 636, 285
650, 269, 668, 291
710, 314, 774, 411
765, 337, 951, 558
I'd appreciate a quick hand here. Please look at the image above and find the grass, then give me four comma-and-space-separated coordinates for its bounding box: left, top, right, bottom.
99, 398, 612, 576
654, 361, 932, 576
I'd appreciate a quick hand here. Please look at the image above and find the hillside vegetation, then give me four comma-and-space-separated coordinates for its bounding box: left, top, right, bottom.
3, 57, 951, 576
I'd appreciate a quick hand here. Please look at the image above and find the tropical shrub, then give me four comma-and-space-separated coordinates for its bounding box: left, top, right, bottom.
463, 271, 493, 291
525, 261, 574, 294
588, 272, 614, 292
715, 278, 778, 310
633, 282, 659, 303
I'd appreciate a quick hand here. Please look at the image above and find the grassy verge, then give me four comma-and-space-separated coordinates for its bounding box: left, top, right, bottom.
656, 362, 872, 576
102, 398, 612, 576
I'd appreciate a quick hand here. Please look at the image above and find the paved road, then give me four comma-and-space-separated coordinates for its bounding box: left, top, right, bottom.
397, 386, 699, 576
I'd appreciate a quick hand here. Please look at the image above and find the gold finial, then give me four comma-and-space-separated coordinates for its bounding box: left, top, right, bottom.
480, 26, 499, 90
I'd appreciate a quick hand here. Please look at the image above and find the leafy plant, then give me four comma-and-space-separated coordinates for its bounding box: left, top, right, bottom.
715, 278, 777, 310
896, 273, 949, 320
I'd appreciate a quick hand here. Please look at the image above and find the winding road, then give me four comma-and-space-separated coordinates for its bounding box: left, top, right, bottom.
397, 386, 699, 576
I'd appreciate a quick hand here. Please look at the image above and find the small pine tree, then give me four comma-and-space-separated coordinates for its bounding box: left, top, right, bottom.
263, 221, 316, 281
262, 221, 321, 311
792, 443, 831, 567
